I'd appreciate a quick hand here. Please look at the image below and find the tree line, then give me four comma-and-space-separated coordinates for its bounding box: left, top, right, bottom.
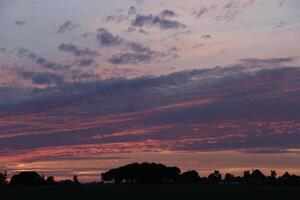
101, 162, 300, 185
1, 162, 300, 187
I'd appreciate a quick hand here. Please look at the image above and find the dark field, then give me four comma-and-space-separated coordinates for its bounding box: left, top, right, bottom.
1, 185, 300, 200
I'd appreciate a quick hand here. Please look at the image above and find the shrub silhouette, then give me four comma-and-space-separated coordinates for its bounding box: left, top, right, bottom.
10, 171, 45, 187
58, 176, 81, 186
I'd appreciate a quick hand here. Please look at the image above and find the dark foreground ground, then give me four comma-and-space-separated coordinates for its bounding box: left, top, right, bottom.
1, 185, 300, 200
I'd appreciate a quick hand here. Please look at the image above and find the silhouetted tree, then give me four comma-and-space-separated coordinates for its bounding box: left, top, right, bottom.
265, 170, 278, 184
101, 162, 181, 184
271, 170, 277, 179
279, 172, 300, 185
73, 175, 81, 185
243, 170, 251, 183
207, 170, 222, 184
180, 170, 200, 183
224, 173, 235, 184
243, 170, 250, 178
46, 176, 56, 185
251, 169, 266, 184
10, 171, 45, 187
0, 171, 8, 186
242, 169, 266, 185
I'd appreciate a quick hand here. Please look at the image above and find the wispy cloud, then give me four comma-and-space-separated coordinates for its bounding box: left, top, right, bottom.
17, 48, 71, 70
57, 20, 79, 33
58, 43, 100, 57
131, 14, 186, 29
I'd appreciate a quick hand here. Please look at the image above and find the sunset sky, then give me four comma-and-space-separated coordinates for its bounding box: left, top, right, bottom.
0, 0, 300, 182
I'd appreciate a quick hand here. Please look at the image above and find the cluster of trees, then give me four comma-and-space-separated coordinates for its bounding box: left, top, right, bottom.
101, 162, 300, 185
0, 171, 80, 187
101, 163, 181, 184
1, 162, 300, 187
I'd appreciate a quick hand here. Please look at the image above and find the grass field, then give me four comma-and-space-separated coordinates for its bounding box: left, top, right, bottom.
1, 185, 300, 200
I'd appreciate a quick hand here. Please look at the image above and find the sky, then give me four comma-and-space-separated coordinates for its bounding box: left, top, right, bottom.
0, 0, 300, 182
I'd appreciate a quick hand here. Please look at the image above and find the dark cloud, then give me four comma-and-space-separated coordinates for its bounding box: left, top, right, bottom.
134, 0, 144, 4
104, 6, 136, 23
0, 86, 31, 104
78, 58, 95, 67
202, 34, 212, 39
126, 42, 152, 53
80, 32, 95, 38
69, 69, 99, 82
95, 28, 163, 64
131, 14, 186, 30
191, 1, 255, 22
128, 6, 137, 15
240, 57, 295, 67
20, 71, 64, 85
216, 0, 255, 22
138, 29, 148, 34
192, 7, 208, 19
105, 14, 128, 23
109, 42, 176, 64
0, 48, 6, 53
58, 43, 99, 57
193, 43, 205, 48
57, 20, 79, 33
17, 48, 71, 70
96, 28, 124, 46
34, 57, 68, 70
109, 52, 154, 64
273, 21, 287, 29
219, 2, 242, 22
278, 0, 287, 7
239, 148, 289, 154
126, 27, 149, 35
160, 10, 176, 18
172, 30, 192, 38
15, 20, 25, 26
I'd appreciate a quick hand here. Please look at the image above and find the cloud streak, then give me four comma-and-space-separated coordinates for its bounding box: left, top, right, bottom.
131, 14, 186, 30
58, 43, 99, 57
57, 21, 79, 33
17, 48, 71, 70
